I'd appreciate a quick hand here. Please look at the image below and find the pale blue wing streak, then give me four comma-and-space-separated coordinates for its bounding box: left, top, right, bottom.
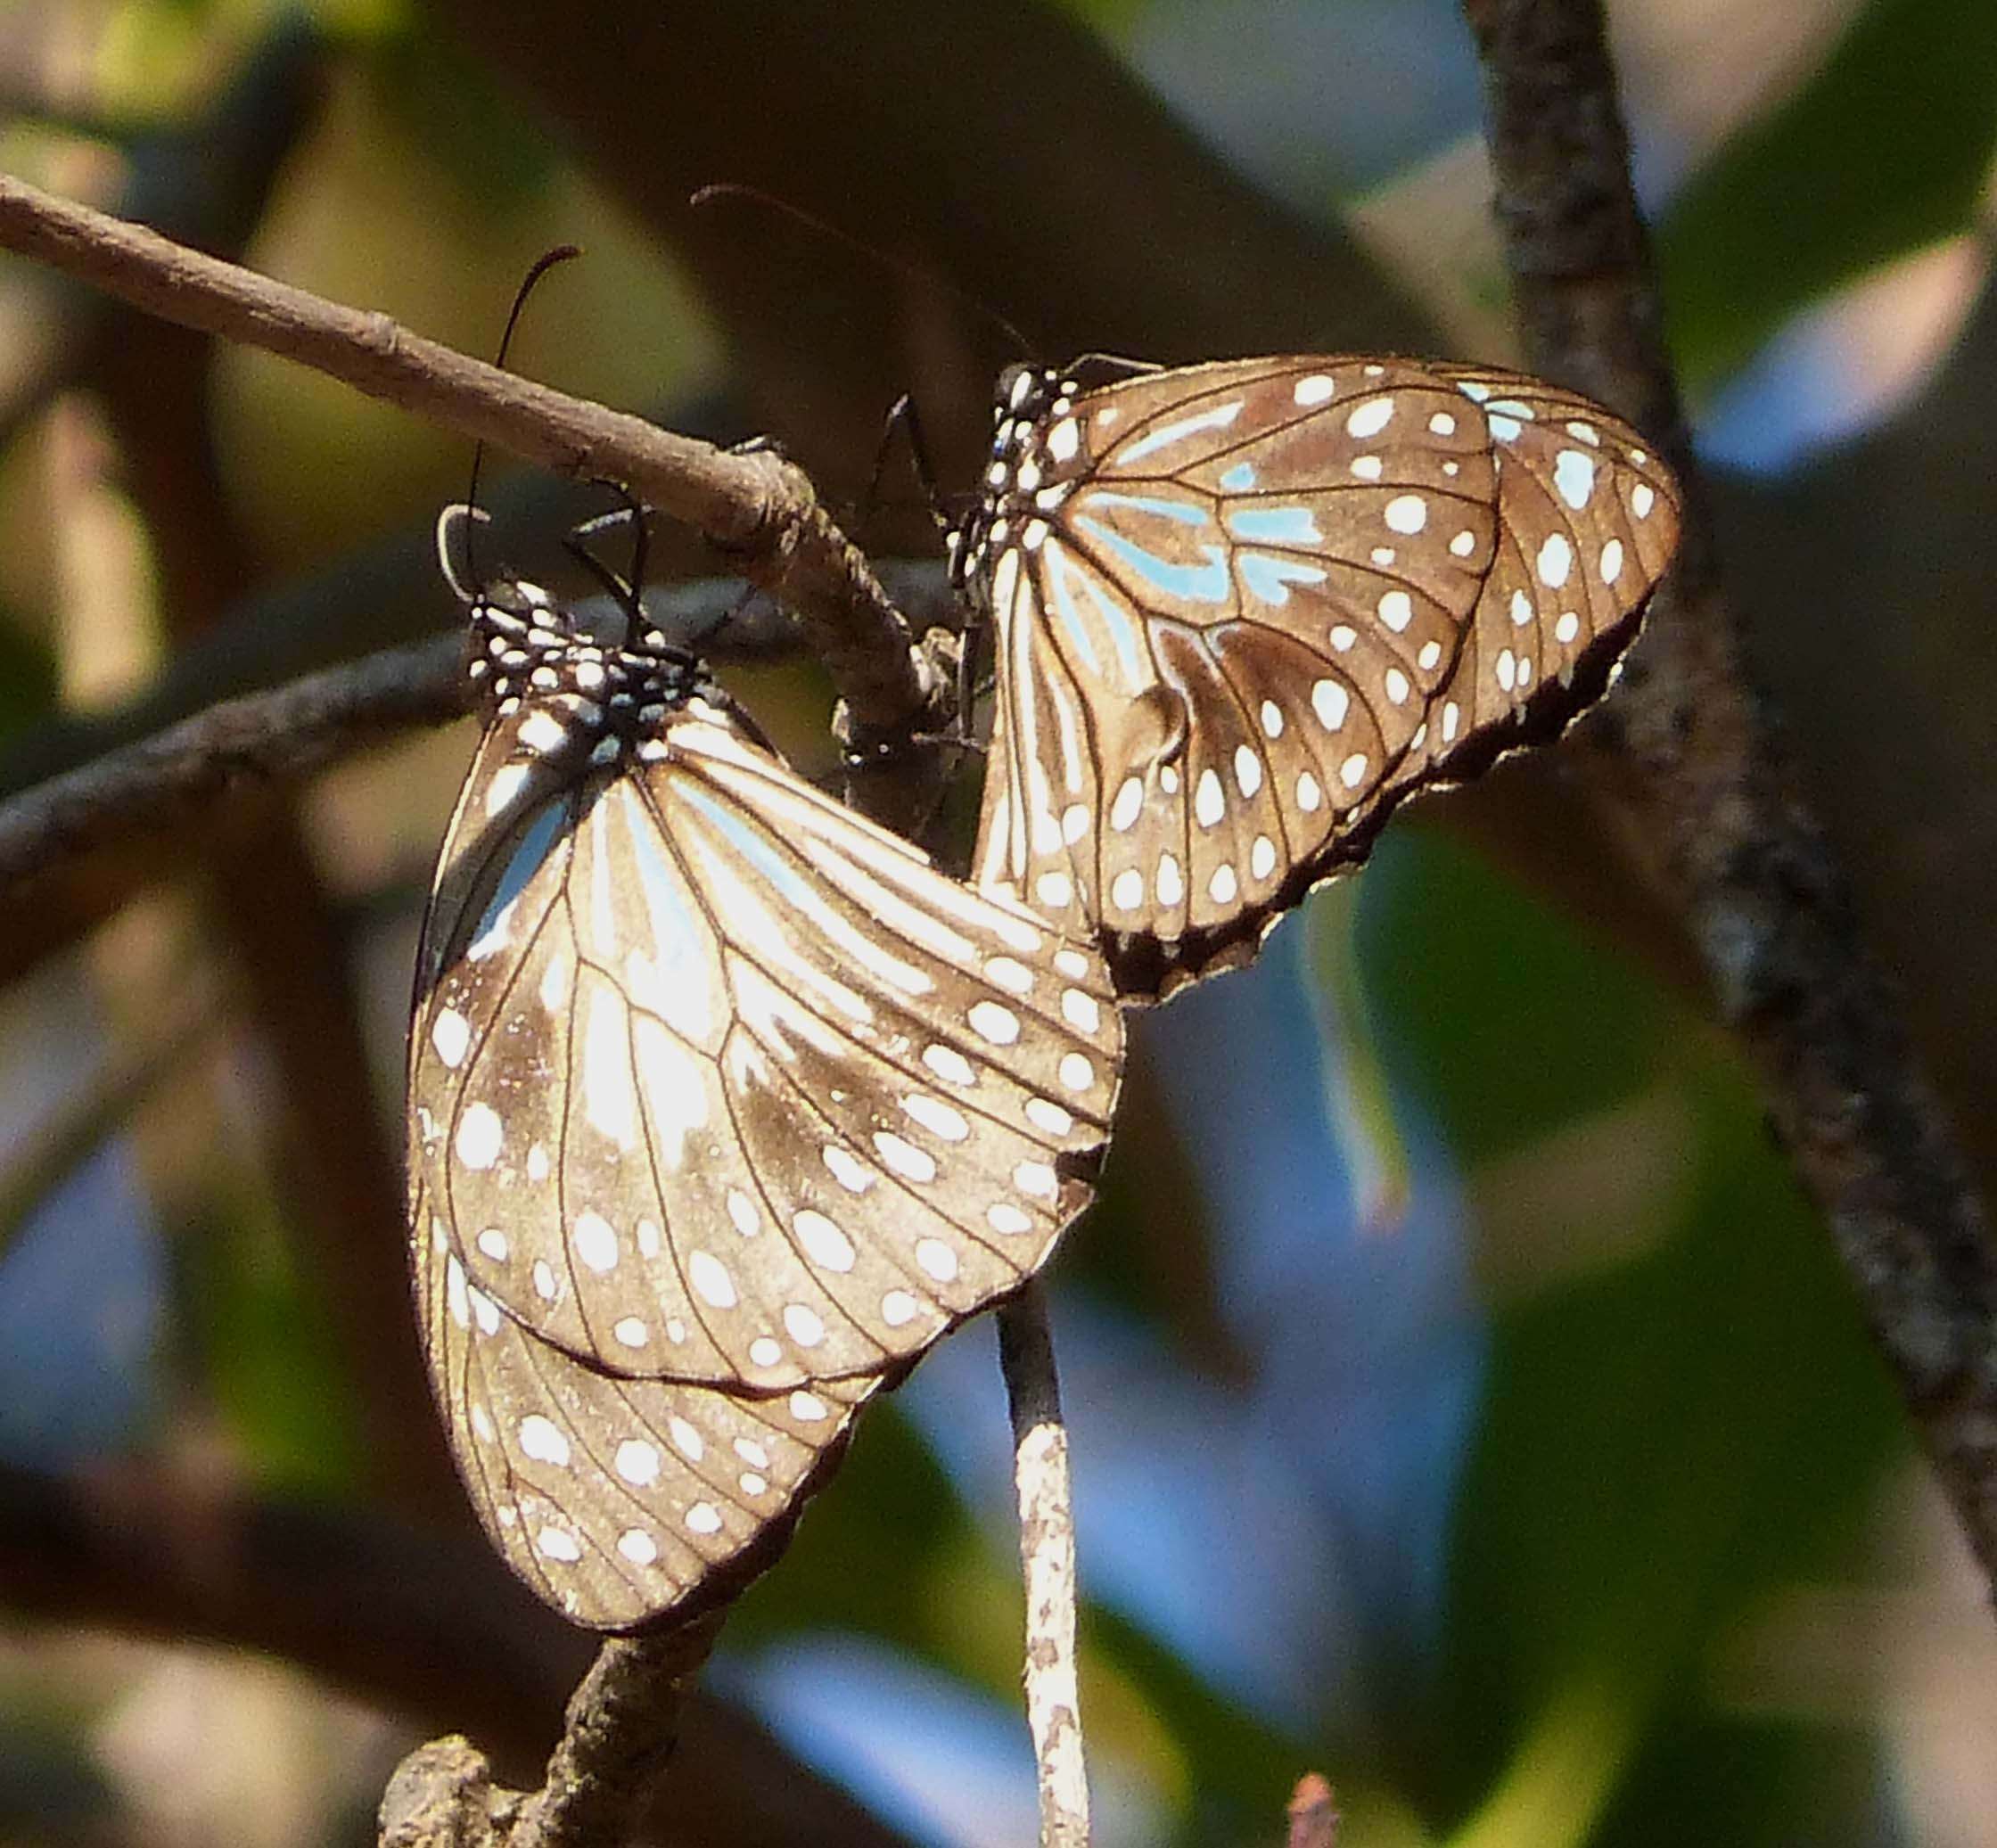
1074, 516, 1232, 606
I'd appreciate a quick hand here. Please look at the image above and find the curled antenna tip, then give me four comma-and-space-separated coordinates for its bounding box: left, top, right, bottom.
436, 504, 492, 604
524, 242, 585, 286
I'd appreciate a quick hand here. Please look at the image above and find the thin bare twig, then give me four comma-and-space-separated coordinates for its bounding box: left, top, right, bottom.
0, 636, 462, 891
0, 173, 944, 748
997, 1285, 1090, 1848
1463, 0, 1997, 1591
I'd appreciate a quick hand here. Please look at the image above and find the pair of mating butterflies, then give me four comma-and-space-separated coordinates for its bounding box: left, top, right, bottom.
407, 352, 1681, 1630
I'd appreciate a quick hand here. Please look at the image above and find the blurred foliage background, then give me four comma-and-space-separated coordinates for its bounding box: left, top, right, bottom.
0, 0, 1993, 1843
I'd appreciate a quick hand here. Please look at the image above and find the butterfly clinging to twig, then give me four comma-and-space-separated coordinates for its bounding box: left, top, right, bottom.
407, 506, 1124, 1629
953, 355, 1682, 997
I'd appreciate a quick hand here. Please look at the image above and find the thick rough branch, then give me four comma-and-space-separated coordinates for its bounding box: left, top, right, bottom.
0, 173, 942, 742
379, 1623, 728, 1848
1463, 0, 1997, 1589
997, 1285, 1090, 1848
506, 1622, 727, 1848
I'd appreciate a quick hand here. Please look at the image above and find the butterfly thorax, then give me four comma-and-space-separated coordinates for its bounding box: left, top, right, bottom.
462, 578, 716, 763
946, 365, 1089, 605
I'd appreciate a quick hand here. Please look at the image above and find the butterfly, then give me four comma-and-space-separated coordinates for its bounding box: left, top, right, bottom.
951, 356, 1683, 997
407, 508, 1124, 1630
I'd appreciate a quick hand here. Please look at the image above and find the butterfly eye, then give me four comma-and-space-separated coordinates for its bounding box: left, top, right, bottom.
961, 354, 1682, 997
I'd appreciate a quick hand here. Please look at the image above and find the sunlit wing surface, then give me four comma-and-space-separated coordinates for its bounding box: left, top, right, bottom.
408, 555, 1124, 1629
959, 356, 1682, 998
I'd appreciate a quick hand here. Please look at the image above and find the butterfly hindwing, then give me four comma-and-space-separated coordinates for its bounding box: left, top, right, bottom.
415, 1181, 872, 1631
960, 355, 1682, 995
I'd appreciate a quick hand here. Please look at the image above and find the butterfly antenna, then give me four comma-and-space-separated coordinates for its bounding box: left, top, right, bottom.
459, 242, 585, 590
565, 489, 650, 623
689, 183, 1033, 357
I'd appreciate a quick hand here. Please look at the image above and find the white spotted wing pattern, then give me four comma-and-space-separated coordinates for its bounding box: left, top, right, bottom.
955, 356, 1682, 996
409, 543, 1122, 1629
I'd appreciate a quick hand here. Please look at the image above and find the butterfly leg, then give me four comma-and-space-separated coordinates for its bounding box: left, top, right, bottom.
566, 484, 653, 621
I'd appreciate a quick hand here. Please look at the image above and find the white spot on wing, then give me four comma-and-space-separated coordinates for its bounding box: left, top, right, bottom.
616, 1439, 661, 1484
968, 1001, 1020, 1045
1554, 448, 1597, 510
518, 1416, 570, 1466
455, 1104, 502, 1170
689, 1249, 737, 1309
784, 1302, 826, 1347
431, 1009, 471, 1069
904, 1095, 970, 1142
1346, 397, 1393, 439
572, 1211, 618, 1273
1312, 680, 1350, 729
924, 1044, 976, 1087
915, 1238, 959, 1283
1384, 494, 1427, 534
874, 1131, 938, 1184
794, 1211, 857, 1272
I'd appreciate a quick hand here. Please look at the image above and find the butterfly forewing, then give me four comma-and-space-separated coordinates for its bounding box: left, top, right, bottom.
1385, 366, 1682, 788
415, 699, 1121, 1392
409, 560, 1122, 1628
962, 354, 1682, 996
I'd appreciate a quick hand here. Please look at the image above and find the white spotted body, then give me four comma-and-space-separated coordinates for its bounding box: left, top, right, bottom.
410, 522, 1124, 1630
953, 356, 1683, 998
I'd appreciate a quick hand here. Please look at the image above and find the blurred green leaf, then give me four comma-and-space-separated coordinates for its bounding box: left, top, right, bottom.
369, 15, 563, 211
1081, 1602, 1309, 1844
1048, 0, 1166, 38
1588, 1706, 1878, 1848
177, 1184, 365, 1496
1432, 1070, 1900, 1844
1304, 881, 1415, 1231
1353, 825, 1664, 1165
1660, 0, 1997, 389
0, 620, 58, 743
1351, 830, 1901, 1842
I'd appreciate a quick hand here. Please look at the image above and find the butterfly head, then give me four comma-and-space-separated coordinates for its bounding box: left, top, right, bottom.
437, 503, 711, 741
948, 365, 1086, 601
